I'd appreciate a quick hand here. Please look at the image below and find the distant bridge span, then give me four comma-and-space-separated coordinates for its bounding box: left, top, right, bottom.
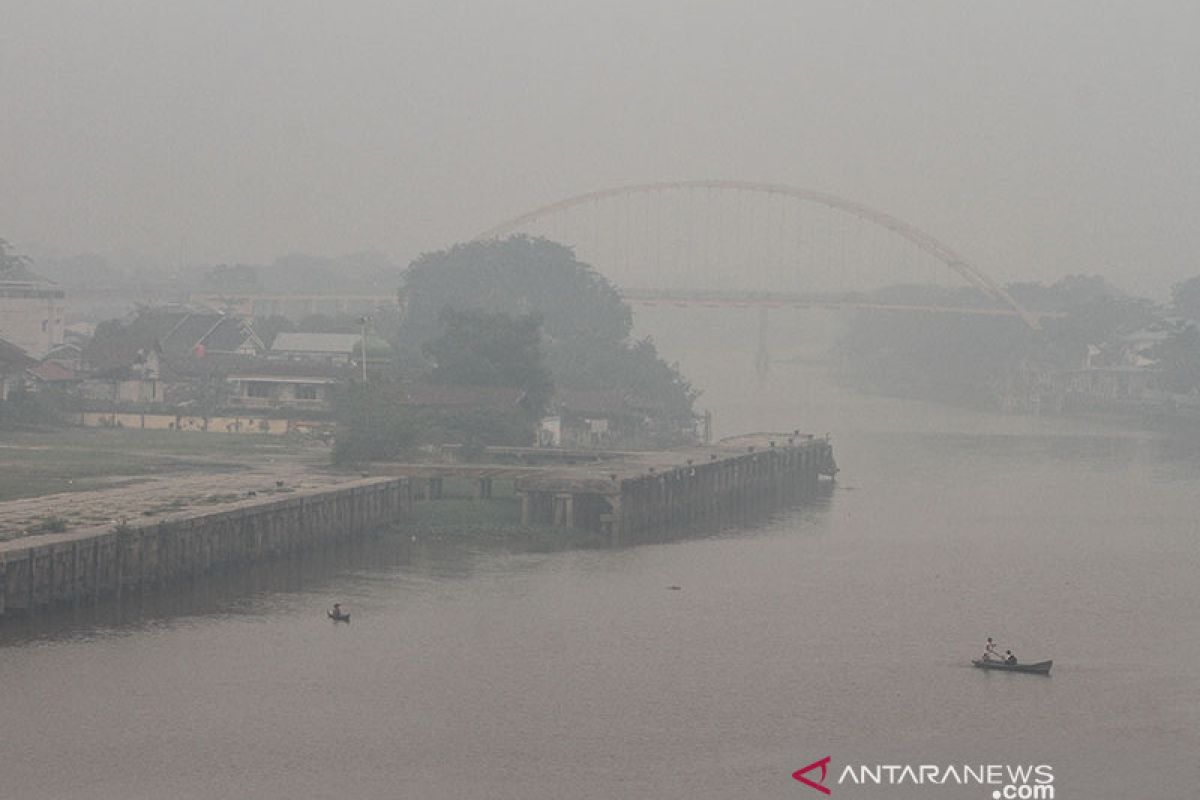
620, 288, 1065, 323
476, 180, 1041, 329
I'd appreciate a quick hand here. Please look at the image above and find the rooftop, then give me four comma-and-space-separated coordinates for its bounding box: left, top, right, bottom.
272, 333, 363, 355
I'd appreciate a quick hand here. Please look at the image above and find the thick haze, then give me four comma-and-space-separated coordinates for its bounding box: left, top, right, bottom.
3, 1, 1199, 297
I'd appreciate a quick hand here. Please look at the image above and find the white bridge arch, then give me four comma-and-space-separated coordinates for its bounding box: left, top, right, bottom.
475, 180, 1039, 329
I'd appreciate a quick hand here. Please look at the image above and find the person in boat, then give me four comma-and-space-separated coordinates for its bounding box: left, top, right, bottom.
982, 637, 1001, 662
330, 603, 345, 619
1005, 650, 1017, 666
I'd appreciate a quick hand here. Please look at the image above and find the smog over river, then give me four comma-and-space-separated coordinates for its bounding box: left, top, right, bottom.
2, 3, 1199, 800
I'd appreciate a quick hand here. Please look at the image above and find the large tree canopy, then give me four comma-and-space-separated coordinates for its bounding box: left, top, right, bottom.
402, 236, 631, 346
0, 238, 33, 278
1171, 276, 1200, 322
423, 308, 553, 415
400, 236, 697, 429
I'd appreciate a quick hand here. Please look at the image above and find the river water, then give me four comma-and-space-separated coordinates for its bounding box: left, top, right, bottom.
2, 310, 1198, 799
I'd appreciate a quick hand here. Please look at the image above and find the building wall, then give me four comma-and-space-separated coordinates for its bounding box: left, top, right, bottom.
79, 378, 163, 404
230, 378, 333, 410
76, 411, 326, 436
0, 284, 65, 356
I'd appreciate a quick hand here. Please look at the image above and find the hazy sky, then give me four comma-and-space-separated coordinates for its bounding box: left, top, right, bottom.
3, 1, 1199, 297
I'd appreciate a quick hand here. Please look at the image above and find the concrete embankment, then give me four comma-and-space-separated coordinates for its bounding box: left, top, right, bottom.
514, 433, 836, 542
0, 478, 410, 617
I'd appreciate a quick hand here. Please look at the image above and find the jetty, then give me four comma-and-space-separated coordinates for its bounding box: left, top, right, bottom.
370, 432, 837, 543
0, 478, 410, 618
0, 432, 834, 617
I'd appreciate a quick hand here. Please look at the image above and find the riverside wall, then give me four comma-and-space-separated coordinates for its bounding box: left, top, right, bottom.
515, 434, 837, 543
0, 478, 410, 618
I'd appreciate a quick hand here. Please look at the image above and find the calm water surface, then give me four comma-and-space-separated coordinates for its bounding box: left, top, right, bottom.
3, 322, 1198, 799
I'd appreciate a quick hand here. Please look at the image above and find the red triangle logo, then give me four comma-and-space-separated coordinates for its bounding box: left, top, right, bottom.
792, 756, 832, 795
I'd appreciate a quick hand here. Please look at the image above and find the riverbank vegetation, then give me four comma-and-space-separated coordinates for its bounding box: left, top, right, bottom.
834, 275, 1200, 418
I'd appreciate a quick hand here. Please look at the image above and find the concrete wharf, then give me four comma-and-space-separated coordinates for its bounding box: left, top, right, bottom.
0, 478, 410, 618
0, 432, 834, 617
513, 432, 836, 542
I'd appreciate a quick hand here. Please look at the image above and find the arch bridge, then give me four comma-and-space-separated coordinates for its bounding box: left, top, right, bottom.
475, 181, 1052, 379
476, 181, 1048, 325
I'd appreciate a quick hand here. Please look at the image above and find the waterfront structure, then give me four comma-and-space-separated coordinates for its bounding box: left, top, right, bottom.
515, 434, 836, 542
0, 478, 411, 616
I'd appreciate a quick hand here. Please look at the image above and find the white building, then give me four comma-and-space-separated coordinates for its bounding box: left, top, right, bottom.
0, 265, 65, 357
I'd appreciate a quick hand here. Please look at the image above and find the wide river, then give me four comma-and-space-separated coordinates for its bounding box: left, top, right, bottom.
3, 310, 1198, 799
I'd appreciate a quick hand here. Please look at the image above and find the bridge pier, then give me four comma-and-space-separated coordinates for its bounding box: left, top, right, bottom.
755, 306, 770, 384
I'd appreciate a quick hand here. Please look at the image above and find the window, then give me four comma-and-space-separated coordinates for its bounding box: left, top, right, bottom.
295, 384, 319, 400
246, 382, 272, 398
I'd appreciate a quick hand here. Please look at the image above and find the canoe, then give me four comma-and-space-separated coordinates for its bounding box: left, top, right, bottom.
327, 611, 351, 623
972, 659, 1051, 675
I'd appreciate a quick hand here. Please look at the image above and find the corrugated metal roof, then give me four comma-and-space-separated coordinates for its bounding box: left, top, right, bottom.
271, 333, 362, 354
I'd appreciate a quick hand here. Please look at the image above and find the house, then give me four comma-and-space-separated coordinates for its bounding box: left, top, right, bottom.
152, 308, 263, 359
226, 360, 351, 411
0, 337, 36, 400
84, 306, 262, 373
42, 342, 84, 371
27, 360, 82, 389
540, 389, 648, 447
79, 348, 165, 404
0, 261, 65, 357
76, 306, 265, 407
270, 333, 362, 364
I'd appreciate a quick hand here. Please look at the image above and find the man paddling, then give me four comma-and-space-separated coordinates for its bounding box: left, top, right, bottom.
982, 637, 1001, 662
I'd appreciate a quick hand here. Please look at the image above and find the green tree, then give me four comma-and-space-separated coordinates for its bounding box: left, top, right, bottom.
1170, 276, 1200, 322
423, 308, 553, 415
400, 236, 697, 433
403, 236, 630, 346
0, 238, 32, 277
330, 378, 418, 463
253, 315, 296, 349
1150, 323, 1200, 393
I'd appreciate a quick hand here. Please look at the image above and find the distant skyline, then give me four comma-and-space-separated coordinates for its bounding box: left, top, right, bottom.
4, 1, 1200, 299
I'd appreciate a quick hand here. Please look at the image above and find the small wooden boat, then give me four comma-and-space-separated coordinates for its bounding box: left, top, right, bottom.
972, 659, 1051, 675
327, 610, 351, 623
